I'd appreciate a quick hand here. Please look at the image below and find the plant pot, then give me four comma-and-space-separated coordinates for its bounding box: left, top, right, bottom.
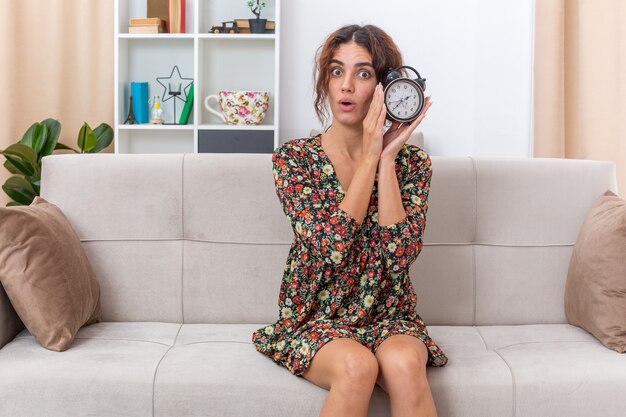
249, 18, 267, 34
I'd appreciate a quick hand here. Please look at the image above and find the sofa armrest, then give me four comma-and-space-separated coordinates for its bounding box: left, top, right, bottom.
0, 284, 25, 349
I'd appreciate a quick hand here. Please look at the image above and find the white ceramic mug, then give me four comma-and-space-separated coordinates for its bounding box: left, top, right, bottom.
204, 90, 270, 125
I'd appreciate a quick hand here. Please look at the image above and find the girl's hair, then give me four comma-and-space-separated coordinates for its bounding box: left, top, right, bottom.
313, 24, 403, 128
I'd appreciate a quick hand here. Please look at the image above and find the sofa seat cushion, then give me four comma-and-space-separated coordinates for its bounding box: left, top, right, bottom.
155, 324, 513, 417
0, 322, 181, 417
477, 324, 626, 417
2, 322, 624, 417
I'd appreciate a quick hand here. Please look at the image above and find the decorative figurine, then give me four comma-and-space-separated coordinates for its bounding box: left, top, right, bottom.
149, 95, 164, 124
124, 96, 138, 124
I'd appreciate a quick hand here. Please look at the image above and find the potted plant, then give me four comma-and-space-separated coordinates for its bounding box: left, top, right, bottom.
0, 118, 113, 206
246, 0, 267, 34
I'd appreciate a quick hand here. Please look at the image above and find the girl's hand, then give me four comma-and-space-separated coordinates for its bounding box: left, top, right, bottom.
380, 96, 433, 162
362, 83, 387, 163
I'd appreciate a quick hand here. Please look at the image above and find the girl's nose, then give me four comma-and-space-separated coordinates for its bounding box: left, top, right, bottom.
341, 77, 354, 93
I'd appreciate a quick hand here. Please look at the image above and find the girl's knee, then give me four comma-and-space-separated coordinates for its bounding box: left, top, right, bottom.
336, 348, 379, 386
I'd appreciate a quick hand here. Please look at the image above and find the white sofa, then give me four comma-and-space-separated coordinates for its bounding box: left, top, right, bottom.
0, 149, 624, 417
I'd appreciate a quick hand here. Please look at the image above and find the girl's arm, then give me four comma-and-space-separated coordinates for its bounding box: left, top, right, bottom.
377, 148, 433, 273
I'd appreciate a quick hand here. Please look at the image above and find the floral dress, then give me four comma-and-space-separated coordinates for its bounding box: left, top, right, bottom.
251, 133, 449, 377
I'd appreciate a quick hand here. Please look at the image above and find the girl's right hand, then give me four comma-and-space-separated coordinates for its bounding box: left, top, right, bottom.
362, 82, 387, 163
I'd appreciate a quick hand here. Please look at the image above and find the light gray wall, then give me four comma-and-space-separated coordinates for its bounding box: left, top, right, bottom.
279, 0, 535, 157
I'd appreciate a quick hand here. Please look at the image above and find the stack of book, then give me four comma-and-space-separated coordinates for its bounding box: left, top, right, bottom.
128, 18, 166, 34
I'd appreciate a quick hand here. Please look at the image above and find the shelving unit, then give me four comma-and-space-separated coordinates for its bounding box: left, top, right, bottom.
114, 0, 280, 154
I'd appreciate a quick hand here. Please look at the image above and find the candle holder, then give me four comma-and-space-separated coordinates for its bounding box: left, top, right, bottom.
156, 65, 193, 125
168, 83, 182, 124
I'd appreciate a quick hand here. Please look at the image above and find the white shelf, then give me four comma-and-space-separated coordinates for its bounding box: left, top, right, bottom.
118, 34, 195, 39
197, 34, 275, 40
198, 124, 274, 130
114, 0, 280, 154
119, 124, 195, 130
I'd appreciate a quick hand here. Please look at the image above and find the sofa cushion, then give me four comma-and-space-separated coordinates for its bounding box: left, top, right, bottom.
478, 323, 626, 416
564, 189, 626, 353
5, 322, 626, 417
0, 322, 180, 416
0, 196, 101, 351
152, 324, 513, 417
37, 154, 617, 326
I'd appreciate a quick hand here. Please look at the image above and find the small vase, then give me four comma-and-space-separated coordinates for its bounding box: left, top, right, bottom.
249, 18, 267, 34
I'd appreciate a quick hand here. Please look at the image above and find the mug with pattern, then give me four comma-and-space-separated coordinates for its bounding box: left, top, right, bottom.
204, 90, 270, 125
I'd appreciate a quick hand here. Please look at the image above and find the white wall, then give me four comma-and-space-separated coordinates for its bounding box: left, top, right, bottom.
279, 0, 535, 157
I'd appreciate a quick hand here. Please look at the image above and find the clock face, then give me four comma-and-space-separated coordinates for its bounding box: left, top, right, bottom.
384, 79, 423, 122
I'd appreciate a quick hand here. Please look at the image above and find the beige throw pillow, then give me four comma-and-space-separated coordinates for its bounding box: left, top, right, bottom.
0, 196, 101, 351
564, 189, 626, 353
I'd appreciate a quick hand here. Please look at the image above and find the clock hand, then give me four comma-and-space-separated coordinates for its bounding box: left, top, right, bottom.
392, 95, 410, 111
404, 94, 419, 108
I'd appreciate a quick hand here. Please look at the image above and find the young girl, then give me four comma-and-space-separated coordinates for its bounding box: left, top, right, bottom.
252, 24, 448, 417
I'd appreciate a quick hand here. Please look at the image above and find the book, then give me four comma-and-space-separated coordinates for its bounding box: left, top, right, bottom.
131, 82, 149, 123
148, 0, 169, 31
179, 82, 194, 125
128, 25, 165, 34
168, 0, 186, 33
129, 18, 163, 26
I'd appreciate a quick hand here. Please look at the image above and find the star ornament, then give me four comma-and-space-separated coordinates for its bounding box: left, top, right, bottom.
156, 65, 194, 103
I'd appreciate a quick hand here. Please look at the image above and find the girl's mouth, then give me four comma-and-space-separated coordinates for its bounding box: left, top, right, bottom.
339, 101, 355, 111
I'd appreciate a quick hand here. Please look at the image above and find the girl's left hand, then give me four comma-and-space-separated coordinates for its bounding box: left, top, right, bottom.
380, 95, 433, 161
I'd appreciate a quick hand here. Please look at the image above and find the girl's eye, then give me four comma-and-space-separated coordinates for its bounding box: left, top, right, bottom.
358, 70, 371, 78
331, 68, 342, 76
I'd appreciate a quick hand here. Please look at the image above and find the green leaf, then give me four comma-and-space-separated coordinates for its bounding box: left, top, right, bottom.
3, 158, 21, 174
19, 122, 41, 148
1, 154, 34, 176
1, 144, 38, 176
2, 175, 37, 205
40, 119, 61, 157
32, 124, 49, 156
91, 123, 113, 153
77, 122, 97, 153
54, 142, 78, 152
19, 122, 50, 157
29, 177, 41, 195
6, 201, 24, 207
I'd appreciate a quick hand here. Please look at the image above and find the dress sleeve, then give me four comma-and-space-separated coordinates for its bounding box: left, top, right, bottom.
273, 143, 364, 267
378, 147, 432, 273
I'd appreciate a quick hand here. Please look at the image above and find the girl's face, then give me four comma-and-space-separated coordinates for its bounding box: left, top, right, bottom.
326, 41, 378, 128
